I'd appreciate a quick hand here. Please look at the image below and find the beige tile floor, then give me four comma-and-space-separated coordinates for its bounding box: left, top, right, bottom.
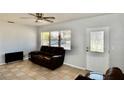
0, 60, 88, 80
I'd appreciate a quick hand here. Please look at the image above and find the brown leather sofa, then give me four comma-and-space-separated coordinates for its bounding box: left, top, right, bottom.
29, 46, 65, 70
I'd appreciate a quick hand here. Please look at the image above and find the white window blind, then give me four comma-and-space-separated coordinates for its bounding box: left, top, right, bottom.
90, 31, 104, 52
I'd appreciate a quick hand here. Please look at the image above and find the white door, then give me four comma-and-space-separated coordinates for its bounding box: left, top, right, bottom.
86, 27, 110, 74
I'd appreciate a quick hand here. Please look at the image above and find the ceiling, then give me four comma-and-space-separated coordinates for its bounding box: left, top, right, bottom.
0, 13, 105, 26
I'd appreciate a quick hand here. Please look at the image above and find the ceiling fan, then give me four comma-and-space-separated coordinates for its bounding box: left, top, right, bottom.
28, 13, 55, 23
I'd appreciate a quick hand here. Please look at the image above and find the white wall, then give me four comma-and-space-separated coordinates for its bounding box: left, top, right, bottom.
38, 14, 124, 73
0, 22, 37, 64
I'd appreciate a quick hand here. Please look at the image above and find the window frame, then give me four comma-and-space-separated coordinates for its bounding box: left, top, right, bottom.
41, 30, 71, 50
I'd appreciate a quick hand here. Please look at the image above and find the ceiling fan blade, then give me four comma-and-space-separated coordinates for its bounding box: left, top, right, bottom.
20, 17, 34, 19
43, 17, 55, 19
28, 13, 36, 17
44, 19, 54, 23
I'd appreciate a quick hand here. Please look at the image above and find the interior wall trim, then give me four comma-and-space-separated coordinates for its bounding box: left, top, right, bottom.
64, 63, 86, 70
0, 63, 6, 65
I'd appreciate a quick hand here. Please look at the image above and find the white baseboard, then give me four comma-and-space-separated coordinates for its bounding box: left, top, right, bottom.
64, 63, 86, 70
0, 63, 6, 65
24, 57, 28, 60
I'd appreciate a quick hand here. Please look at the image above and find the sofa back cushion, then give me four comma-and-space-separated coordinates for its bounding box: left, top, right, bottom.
40, 46, 65, 55
40, 46, 49, 52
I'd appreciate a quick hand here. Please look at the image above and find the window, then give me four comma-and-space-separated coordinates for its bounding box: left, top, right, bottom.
60, 30, 71, 50
51, 31, 59, 47
41, 30, 71, 50
90, 31, 104, 52
41, 32, 50, 46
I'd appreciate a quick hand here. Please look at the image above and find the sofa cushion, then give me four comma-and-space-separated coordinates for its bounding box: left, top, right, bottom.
40, 46, 65, 55
32, 55, 44, 60
42, 52, 54, 57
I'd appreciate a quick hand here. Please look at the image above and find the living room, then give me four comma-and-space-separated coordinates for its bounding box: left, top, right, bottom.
1, 0, 124, 93
0, 13, 124, 80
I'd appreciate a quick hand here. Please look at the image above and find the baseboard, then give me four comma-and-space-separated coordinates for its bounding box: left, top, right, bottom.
0, 63, 6, 65
24, 57, 28, 60
64, 63, 86, 70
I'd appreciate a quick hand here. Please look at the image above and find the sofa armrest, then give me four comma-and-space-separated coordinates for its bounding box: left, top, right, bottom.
50, 55, 64, 64
51, 55, 63, 60
52, 55, 62, 58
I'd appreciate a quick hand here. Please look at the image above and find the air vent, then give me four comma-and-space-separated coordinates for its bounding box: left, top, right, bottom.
8, 21, 15, 23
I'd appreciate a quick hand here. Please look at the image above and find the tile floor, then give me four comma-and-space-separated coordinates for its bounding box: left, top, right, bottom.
0, 60, 88, 80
